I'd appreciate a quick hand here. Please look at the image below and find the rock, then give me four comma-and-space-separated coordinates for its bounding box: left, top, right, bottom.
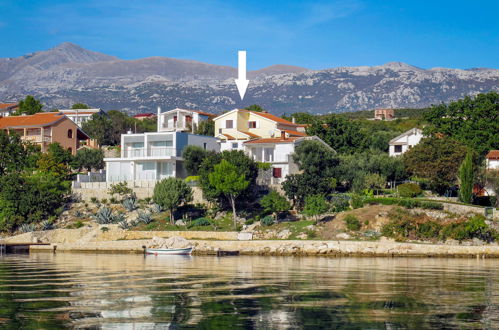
175, 220, 186, 226
305, 225, 316, 231
148, 236, 191, 249
336, 232, 351, 240
296, 233, 308, 240
277, 229, 291, 239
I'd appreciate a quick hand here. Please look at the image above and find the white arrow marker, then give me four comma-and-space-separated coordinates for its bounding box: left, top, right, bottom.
235, 50, 249, 100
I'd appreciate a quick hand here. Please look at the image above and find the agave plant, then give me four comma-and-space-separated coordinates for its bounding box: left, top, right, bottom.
118, 220, 130, 230
95, 207, 114, 224
136, 211, 153, 224
40, 220, 54, 231
150, 203, 162, 214
20, 223, 36, 233
112, 212, 126, 224
122, 196, 138, 212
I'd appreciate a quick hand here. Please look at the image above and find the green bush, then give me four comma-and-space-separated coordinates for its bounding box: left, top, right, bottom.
419, 201, 444, 210
397, 183, 422, 198
192, 217, 211, 226
261, 215, 274, 226
351, 195, 364, 209
344, 214, 361, 231
90, 197, 99, 204
74, 221, 84, 229
330, 194, 350, 212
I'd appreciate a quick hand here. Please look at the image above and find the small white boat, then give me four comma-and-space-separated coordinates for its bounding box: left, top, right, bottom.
145, 247, 193, 255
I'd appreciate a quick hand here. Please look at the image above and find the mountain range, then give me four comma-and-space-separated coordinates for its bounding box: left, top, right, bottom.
0, 42, 497, 115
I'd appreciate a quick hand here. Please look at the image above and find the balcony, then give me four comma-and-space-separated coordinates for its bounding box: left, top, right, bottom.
22, 135, 51, 143
123, 147, 176, 158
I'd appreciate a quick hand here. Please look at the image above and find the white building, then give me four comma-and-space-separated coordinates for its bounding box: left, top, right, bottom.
389, 128, 424, 156
486, 150, 499, 170
157, 108, 216, 133
104, 107, 219, 183
59, 108, 105, 127
0, 103, 18, 117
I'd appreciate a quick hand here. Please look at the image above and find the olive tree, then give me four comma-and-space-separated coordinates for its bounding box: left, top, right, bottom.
153, 177, 193, 224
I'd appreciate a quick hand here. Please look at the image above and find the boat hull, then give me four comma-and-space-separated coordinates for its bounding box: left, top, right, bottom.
146, 247, 193, 255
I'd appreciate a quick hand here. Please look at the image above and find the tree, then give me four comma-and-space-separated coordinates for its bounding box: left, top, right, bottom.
194, 119, 215, 136
306, 115, 369, 154
259, 190, 291, 220
182, 146, 208, 176
424, 92, 499, 156
16, 95, 43, 115
71, 103, 90, 109
153, 178, 193, 224
46, 143, 74, 165
108, 182, 133, 201
82, 113, 114, 145
73, 148, 104, 172
287, 112, 316, 124
458, 152, 474, 203
303, 194, 329, 222
485, 170, 499, 207
403, 137, 468, 194
244, 104, 265, 112
208, 160, 249, 228
0, 130, 37, 175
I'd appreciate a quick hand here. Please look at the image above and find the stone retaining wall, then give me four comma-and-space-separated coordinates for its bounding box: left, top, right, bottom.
30, 238, 499, 258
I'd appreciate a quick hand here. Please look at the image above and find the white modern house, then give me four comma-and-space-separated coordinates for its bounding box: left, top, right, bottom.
104, 107, 219, 183
157, 107, 216, 133
59, 108, 105, 127
389, 128, 424, 156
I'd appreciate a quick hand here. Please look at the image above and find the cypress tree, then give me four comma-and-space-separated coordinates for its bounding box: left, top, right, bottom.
458, 151, 474, 204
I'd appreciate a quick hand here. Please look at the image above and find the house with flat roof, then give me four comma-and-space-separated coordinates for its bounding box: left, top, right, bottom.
59, 108, 105, 128
157, 107, 216, 133
214, 109, 330, 183
0, 103, 19, 117
0, 112, 91, 154
389, 128, 423, 156
104, 107, 219, 183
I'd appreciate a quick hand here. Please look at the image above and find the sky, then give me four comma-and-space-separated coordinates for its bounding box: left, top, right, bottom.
0, 0, 498, 70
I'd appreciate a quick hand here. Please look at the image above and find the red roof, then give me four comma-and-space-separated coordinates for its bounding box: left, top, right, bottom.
0, 103, 18, 111
486, 150, 499, 160
133, 113, 156, 118
0, 112, 66, 129
240, 110, 298, 126
220, 133, 236, 140
283, 129, 307, 137
241, 131, 261, 138
244, 137, 300, 144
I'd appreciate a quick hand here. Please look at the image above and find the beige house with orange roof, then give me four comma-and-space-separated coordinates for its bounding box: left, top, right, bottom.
214, 109, 330, 183
0, 112, 92, 155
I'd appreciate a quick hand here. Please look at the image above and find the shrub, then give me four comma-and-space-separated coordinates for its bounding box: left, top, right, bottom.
397, 183, 422, 198
109, 197, 118, 204
153, 178, 193, 224
19, 223, 35, 233
397, 199, 419, 209
351, 195, 364, 209
150, 203, 162, 213
261, 215, 274, 226
419, 201, 444, 210
90, 197, 99, 204
144, 197, 152, 204
74, 220, 84, 229
330, 194, 350, 213
192, 217, 211, 226
40, 220, 54, 231
344, 214, 361, 231
260, 190, 291, 219
303, 194, 329, 221
108, 182, 133, 200
100, 226, 109, 232
101, 198, 108, 204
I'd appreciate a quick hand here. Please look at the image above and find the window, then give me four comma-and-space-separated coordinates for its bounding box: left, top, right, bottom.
232, 142, 238, 149
248, 121, 257, 129
394, 145, 402, 153
273, 167, 282, 178
219, 128, 223, 134
203, 142, 207, 150
226, 120, 233, 129
186, 115, 192, 123
67, 129, 73, 138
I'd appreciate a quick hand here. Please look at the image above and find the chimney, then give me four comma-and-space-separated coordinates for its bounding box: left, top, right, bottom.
292, 117, 296, 124
281, 131, 286, 140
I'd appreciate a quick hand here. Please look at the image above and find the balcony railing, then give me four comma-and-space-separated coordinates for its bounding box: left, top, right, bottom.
123, 147, 176, 158
22, 135, 51, 143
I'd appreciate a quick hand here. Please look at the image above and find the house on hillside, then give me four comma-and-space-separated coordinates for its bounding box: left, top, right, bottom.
389, 128, 423, 156
486, 150, 499, 170
0, 103, 19, 117
214, 109, 331, 183
0, 112, 92, 154
104, 108, 218, 183
59, 108, 105, 128
157, 107, 216, 133
374, 108, 395, 120
133, 113, 157, 121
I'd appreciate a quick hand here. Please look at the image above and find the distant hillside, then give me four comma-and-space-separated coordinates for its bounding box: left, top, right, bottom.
0, 43, 498, 115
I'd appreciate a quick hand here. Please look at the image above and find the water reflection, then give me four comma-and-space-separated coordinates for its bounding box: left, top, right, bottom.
0, 254, 497, 328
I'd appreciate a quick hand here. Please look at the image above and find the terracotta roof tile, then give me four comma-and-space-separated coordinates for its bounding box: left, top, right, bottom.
244, 137, 300, 144
283, 129, 307, 137
486, 150, 499, 160
240, 109, 298, 126
0, 103, 18, 111
0, 112, 65, 129
241, 131, 261, 138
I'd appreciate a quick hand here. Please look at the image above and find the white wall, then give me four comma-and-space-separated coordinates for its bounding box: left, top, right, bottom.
187, 134, 219, 152
487, 159, 499, 170
106, 161, 132, 182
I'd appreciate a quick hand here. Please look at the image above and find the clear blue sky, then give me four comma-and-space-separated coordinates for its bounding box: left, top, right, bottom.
0, 0, 497, 70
